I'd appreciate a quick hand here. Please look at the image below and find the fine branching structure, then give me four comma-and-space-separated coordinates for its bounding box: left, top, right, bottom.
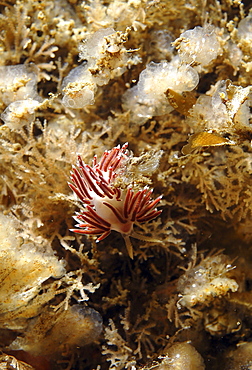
0, 1, 252, 370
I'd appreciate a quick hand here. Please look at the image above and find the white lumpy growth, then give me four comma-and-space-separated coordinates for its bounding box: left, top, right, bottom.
62, 28, 140, 109
155, 343, 205, 370
122, 58, 199, 125
1, 99, 41, 129
62, 62, 96, 108
0, 213, 65, 325
176, 25, 221, 66
0, 64, 40, 105
139, 59, 198, 94
0, 64, 41, 128
237, 14, 252, 40
187, 80, 252, 133
177, 255, 238, 308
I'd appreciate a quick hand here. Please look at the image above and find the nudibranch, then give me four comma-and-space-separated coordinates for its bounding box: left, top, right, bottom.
69, 143, 162, 258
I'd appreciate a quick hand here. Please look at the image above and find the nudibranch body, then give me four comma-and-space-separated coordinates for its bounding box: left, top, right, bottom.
69, 143, 162, 258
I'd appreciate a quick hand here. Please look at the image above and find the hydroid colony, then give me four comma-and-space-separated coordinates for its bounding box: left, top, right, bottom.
0, 1, 252, 370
